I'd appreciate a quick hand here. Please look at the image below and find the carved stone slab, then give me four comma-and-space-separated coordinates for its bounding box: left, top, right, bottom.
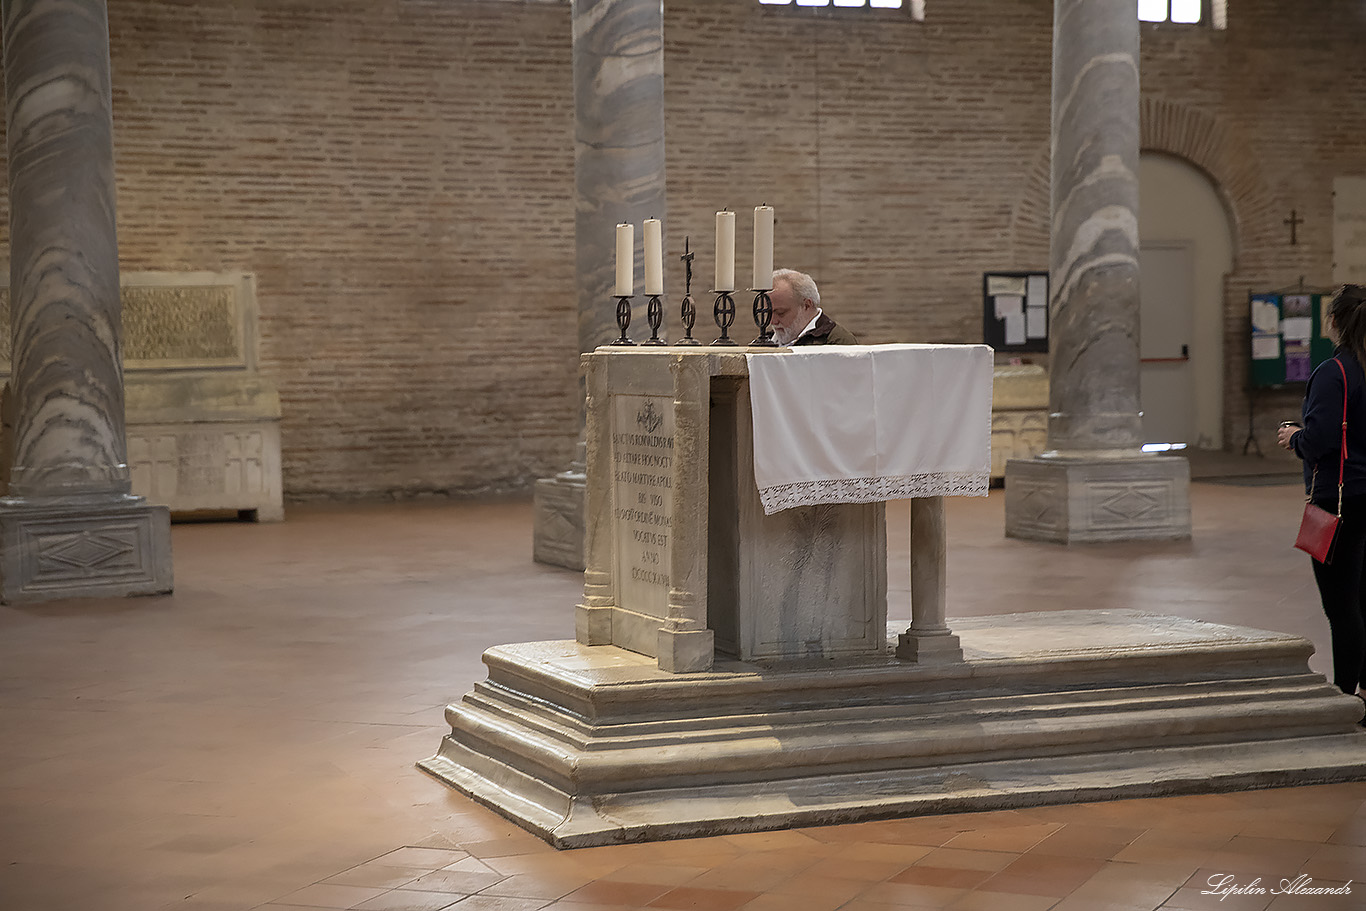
1004, 455, 1192, 543
990, 364, 1048, 479
0, 496, 172, 602
533, 473, 586, 571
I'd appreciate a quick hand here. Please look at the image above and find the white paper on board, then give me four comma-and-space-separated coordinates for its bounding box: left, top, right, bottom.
1251, 335, 1280, 360
1282, 317, 1313, 342
988, 276, 1027, 297
1251, 300, 1279, 334
1005, 314, 1025, 346
1026, 274, 1047, 307
1025, 306, 1047, 339
994, 294, 1023, 320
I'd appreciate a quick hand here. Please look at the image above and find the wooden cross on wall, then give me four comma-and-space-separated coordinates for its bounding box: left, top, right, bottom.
1284, 209, 1304, 245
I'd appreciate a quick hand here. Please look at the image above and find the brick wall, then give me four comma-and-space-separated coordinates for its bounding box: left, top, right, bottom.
1, 0, 580, 499
0, 0, 1361, 497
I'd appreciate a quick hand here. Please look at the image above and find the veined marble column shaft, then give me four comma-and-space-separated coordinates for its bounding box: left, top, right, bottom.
534, 0, 668, 570
0, 0, 172, 600
1004, 0, 1189, 543
5, 0, 128, 495
1047, 0, 1142, 455
572, 0, 667, 355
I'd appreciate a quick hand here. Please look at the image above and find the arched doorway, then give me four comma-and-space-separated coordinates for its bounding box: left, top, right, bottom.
1139, 152, 1235, 449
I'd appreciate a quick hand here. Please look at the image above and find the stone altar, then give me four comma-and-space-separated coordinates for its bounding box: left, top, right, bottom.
422, 347, 1364, 848
574, 349, 888, 671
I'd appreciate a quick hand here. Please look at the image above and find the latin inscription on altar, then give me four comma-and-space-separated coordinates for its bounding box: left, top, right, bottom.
611, 394, 674, 619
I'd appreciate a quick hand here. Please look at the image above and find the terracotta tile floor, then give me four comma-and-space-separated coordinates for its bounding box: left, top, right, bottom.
1, 474, 1364, 910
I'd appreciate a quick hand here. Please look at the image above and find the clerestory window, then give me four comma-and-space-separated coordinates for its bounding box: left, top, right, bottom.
759, 0, 925, 17
1139, 0, 1227, 28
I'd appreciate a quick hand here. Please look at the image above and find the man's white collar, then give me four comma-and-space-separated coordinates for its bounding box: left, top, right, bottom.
793, 308, 823, 342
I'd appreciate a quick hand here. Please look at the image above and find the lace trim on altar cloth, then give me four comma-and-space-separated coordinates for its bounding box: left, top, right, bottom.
758, 471, 990, 515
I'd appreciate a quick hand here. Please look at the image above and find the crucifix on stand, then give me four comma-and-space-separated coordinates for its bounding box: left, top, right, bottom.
1284, 209, 1304, 245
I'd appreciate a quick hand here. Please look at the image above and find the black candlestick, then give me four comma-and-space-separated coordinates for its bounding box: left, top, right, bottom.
679, 295, 699, 345
644, 294, 666, 345
711, 291, 738, 346
611, 295, 635, 346
750, 289, 777, 347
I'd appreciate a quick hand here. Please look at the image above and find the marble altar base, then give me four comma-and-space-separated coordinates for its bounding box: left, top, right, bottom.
0, 495, 172, 602
419, 610, 1366, 848
1004, 455, 1192, 543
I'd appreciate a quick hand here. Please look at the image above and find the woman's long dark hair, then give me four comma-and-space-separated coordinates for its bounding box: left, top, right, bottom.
1329, 284, 1366, 366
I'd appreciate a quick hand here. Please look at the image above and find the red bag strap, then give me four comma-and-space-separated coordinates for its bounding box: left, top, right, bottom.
1336, 357, 1348, 517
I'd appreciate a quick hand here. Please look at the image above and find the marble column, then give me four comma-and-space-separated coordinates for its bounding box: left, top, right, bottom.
1004, 0, 1190, 543
0, 0, 172, 601
534, 0, 668, 570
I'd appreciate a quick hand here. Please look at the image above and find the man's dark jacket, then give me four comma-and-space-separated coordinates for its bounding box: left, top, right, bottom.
791, 312, 858, 346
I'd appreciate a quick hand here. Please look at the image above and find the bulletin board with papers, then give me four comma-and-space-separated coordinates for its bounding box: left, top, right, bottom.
1248, 291, 1335, 388
983, 271, 1049, 353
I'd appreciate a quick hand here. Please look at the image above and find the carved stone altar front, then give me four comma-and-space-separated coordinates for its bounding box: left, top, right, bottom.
575, 350, 887, 672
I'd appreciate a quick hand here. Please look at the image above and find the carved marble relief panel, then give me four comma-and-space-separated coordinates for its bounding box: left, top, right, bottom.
0, 276, 248, 372
23, 519, 155, 589
610, 393, 675, 622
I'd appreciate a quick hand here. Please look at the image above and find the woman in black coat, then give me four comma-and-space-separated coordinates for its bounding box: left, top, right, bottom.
1279, 284, 1366, 719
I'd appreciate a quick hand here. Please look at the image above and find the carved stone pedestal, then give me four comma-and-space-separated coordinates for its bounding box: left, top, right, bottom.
1004, 455, 1191, 543
533, 453, 586, 571
421, 611, 1366, 848
0, 495, 172, 602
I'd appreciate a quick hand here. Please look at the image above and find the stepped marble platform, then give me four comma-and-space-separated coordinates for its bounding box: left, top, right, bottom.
419, 610, 1366, 848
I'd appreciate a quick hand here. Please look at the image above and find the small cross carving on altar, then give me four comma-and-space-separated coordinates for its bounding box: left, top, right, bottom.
1284, 209, 1304, 245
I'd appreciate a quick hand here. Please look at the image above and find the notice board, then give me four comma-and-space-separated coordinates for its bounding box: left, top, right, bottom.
983, 271, 1048, 353
1248, 291, 1335, 388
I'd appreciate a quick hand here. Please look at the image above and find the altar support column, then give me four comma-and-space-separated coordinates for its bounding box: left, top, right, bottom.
896, 497, 962, 662
533, 0, 668, 570
1004, 0, 1190, 543
0, 0, 172, 601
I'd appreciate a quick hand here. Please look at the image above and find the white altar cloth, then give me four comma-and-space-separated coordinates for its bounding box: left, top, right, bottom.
746, 344, 993, 514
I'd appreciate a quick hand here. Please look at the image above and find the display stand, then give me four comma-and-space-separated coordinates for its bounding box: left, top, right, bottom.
1243, 280, 1334, 456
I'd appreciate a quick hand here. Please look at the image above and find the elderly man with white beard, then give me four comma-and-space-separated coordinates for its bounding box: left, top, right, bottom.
767, 268, 859, 346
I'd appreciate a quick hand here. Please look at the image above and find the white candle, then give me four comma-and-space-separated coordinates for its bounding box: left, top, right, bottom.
715, 210, 735, 292
614, 223, 633, 297
643, 218, 663, 296
753, 205, 774, 291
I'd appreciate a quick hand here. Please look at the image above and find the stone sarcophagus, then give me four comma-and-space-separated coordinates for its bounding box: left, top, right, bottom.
1, 271, 283, 521
990, 363, 1048, 479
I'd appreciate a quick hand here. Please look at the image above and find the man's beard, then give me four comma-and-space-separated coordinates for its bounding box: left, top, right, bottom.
772, 324, 794, 346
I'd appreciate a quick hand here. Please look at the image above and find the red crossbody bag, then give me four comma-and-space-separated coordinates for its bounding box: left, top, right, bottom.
1295, 358, 1348, 563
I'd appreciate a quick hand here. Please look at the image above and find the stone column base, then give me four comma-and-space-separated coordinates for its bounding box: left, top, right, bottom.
895, 629, 964, 663
1004, 455, 1191, 543
0, 495, 173, 603
533, 472, 585, 571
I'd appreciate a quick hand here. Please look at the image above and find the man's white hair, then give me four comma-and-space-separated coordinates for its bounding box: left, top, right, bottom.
772, 268, 819, 309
